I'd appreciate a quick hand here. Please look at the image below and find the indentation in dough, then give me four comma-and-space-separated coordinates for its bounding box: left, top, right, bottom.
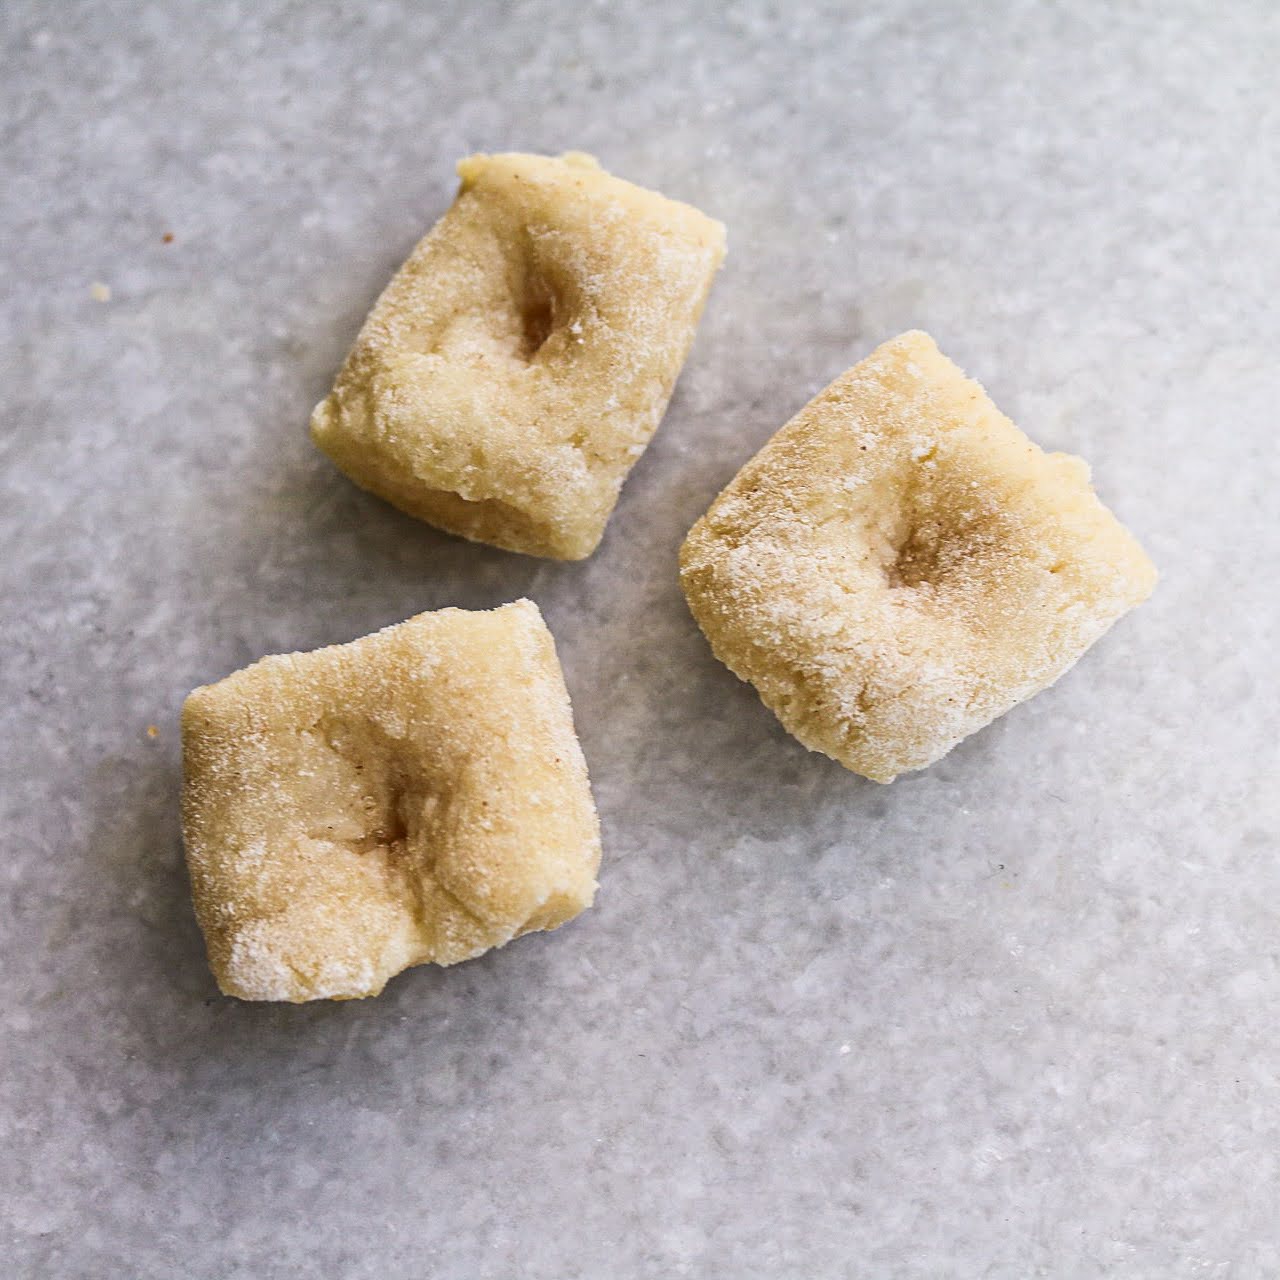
516, 276, 557, 360
886, 511, 1003, 591
361, 786, 411, 855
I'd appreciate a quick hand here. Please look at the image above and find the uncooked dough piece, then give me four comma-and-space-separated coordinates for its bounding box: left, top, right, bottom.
311, 151, 726, 560
679, 331, 1158, 782
181, 600, 601, 1001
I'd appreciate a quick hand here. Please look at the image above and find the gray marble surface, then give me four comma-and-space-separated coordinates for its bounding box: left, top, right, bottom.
3, 2, 1278, 1275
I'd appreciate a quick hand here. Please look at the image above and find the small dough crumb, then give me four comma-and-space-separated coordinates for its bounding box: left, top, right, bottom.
311, 151, 726, 560
680, 331, 1157, 782
90, 282, 111, 302
181, 600, 601, 1001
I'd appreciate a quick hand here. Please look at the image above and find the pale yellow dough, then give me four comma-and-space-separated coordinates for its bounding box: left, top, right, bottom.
680, 331, 1157, 782
311, 151, 726, 560
181, 601, 601, 1002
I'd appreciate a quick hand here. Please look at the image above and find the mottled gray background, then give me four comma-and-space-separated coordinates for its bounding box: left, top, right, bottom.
3, 1, 1278, 1276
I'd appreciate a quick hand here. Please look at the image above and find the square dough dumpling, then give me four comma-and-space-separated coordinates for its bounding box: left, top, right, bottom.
181, 600, 601, 1002
680, 331, 1157, 782
311, 151, 726, 560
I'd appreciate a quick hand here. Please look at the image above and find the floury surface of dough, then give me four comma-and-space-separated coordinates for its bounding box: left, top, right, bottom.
680, 331, 1157, 783
311, 151, 726, 560
181, 601, 601, 1002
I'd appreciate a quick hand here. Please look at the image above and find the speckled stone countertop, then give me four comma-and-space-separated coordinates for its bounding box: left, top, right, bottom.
4, 2, 1278, 1276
